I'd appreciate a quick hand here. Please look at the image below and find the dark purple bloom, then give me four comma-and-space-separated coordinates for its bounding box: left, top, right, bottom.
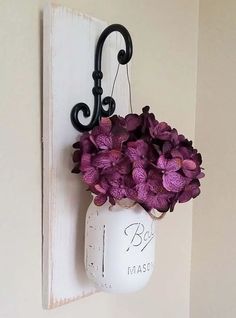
149, 121, 172, 140
143, 169, 175, 212
142, 194, 170, 213
178, 179, 201, 203
124, 114, 141, 131
82, 167, 98, 185
126, 140, 152, 168
157, 155, 186, 192
92, 150, 122, 169
132, 167, 147, 183
91, 117, 129, 150
80, 132, 96, 153
140, 106, 157, 134
72, 106, 204, 214
94, 194, 107, 206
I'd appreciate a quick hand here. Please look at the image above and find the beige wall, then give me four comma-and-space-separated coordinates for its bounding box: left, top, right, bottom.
191, 0, 236, 317
0, 1, 199, 317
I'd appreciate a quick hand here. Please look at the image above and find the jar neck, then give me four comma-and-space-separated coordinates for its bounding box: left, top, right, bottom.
116, 198, 136, 209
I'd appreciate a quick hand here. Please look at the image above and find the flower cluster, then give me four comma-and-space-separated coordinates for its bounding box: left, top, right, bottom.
72, 106, 204, 213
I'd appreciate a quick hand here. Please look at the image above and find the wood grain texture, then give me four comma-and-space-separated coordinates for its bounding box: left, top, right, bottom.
43, 4, 130, 309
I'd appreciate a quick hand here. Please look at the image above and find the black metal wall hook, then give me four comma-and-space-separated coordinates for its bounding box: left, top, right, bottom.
70, 24, 133, 132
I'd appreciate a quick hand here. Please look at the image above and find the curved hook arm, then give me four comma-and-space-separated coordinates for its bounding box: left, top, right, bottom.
71, 24, 133, 132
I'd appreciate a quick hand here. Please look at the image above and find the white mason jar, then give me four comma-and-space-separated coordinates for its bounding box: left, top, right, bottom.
84, 198, 155, 293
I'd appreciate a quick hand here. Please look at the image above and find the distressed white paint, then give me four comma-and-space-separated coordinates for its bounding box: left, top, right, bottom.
85, 199, 155, 293
43, 4, 130, 309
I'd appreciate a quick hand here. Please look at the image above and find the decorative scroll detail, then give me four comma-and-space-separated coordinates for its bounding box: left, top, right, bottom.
70, 24, 133, 132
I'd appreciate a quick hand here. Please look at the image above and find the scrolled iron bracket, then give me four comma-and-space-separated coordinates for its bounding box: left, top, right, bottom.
70, 24, 133, 132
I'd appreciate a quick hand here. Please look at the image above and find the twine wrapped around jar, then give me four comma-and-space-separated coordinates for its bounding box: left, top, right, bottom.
112, 198, 166, 220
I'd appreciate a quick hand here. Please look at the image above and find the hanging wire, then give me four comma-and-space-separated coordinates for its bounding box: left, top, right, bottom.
109, 62, 133, 114
126, 64, 133, 113
110, 63, 120, 100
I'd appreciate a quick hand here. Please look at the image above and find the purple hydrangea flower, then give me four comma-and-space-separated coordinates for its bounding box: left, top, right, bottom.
72, 107, 205, 214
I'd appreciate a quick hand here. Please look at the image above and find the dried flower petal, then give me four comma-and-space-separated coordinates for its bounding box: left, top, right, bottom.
94, 184, 107, 194
132, 167, 147, 183
136, 183, 149, 201
72, 141, 80, 149
110, 187, 125, 200
82, 167, 98, 185
92, 150, 121, 169
166, 158, 182, 172
73, 150, 81, 163
182, 159, 197, 170
117, 158, 132, 174
99, 117, 112, 133
125, 114, 141, 131
71, 165, 80, 174
112, 131, 129, 149
95, 135, 113, 149
80, 154, 91, 171
153, 196, 170, 212
94, 194, 107, 206
163, 172, 186, 192
157, 155, 168, 170
179, 180, 200, 203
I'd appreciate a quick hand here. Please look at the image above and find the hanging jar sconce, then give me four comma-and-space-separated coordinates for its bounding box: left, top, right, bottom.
71, 24, 205, 293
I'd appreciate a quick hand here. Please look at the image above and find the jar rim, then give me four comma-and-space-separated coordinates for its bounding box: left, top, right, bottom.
116, 198, 137, 209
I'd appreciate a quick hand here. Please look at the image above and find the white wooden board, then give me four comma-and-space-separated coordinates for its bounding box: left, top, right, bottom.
43, 4, 131, 309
